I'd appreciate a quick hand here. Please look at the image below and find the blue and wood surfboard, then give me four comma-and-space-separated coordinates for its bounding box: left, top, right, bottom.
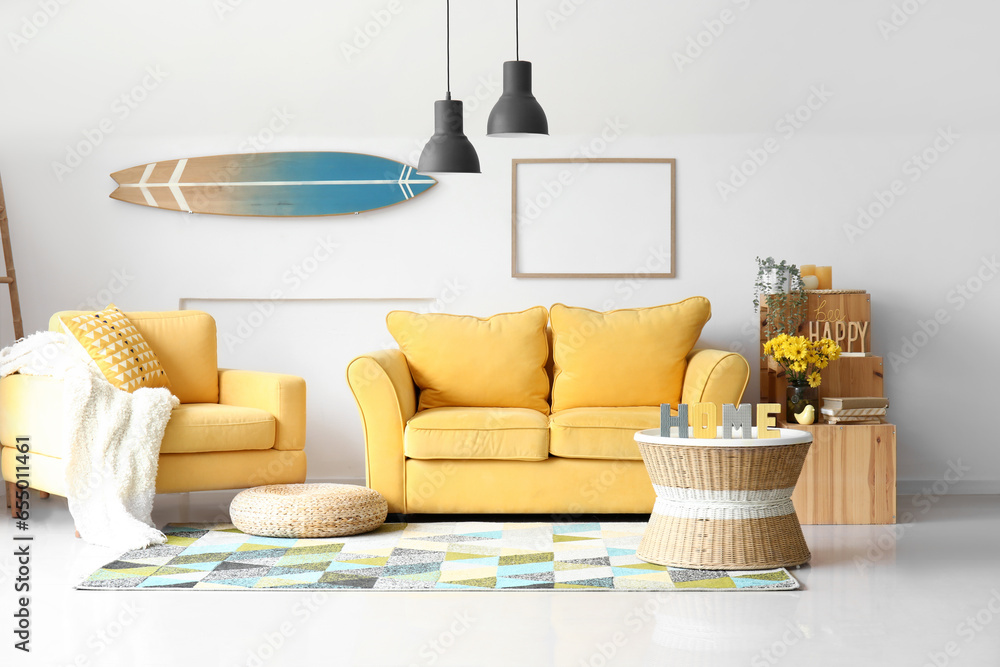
110, 152, 437, 217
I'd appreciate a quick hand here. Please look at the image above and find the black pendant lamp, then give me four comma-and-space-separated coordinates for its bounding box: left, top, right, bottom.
418, 0, 480, 174
487, 0, 548, 137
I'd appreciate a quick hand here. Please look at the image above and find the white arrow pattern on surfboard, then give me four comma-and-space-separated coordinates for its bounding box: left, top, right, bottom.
120, 159, 426, 213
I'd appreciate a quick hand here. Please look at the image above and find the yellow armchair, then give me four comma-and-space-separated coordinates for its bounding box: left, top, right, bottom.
2, 310, 306, 509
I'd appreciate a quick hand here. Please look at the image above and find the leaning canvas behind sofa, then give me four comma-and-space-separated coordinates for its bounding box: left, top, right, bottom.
347, 298, 750, 514
0, 310, 307, 497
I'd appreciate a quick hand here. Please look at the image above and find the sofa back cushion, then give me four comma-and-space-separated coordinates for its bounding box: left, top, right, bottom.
549, 298, 712, 411
387, 306, 550, 413
51, 309, 219, 404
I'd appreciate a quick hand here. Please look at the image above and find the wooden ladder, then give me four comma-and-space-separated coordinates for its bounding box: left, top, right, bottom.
0, 172, 23, 343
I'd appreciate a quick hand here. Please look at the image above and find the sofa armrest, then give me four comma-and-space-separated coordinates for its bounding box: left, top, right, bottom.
218, 369, 306, 451
346, 349, 415, 514
681, 348, 751, 417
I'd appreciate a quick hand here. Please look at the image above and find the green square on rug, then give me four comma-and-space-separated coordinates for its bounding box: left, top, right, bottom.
77, 521, 801, 591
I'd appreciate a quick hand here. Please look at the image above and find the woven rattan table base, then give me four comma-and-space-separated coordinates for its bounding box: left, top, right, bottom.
637, 511, 811, 570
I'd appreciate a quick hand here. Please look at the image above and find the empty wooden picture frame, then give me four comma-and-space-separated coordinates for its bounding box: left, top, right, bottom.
511, 158, 676, 278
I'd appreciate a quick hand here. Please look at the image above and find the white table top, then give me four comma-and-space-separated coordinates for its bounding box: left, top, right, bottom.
635, 427, 813, 447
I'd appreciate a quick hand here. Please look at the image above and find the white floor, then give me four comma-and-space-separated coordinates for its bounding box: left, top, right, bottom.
2, 493, 999, 667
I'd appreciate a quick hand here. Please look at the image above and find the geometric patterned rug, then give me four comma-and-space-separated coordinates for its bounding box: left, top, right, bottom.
77, 521, 800, 591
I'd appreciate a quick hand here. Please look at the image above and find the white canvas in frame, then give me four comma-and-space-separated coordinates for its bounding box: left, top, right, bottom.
512, 158, 676, 278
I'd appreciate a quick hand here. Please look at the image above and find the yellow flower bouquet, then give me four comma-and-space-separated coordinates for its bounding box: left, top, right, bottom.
763, 334, 842, 388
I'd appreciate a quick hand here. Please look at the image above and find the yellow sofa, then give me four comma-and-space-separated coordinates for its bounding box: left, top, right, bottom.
1, 310, 307, 503
347, 301, 750, 515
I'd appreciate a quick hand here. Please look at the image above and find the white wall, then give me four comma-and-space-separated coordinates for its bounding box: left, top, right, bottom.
1, 1, 998, 490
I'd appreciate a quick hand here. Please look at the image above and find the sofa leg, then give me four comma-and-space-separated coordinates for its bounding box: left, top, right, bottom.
74, 530, 81, 539
38, 491, 50, 499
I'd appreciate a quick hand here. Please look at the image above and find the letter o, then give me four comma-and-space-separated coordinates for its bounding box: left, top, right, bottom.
259, 645, 273, 660
302, 256, 319, 273
590, 137, 607, 154
967, 277, 983, 293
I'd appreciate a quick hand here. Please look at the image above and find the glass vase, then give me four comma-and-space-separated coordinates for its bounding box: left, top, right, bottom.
786, 380, 819, 424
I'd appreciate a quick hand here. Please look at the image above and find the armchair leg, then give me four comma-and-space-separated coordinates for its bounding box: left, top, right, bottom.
7, 482, 18, 519
39, 491, 49, 499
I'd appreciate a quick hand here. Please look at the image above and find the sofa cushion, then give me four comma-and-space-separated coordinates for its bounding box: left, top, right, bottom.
549, 298, 712, 411
404, 407, 549, 461
549, 407, 660, 460
52, 310, 219, 404
387, 307, 550, 413
59, 304, 171, 393
159, 403, 275, 454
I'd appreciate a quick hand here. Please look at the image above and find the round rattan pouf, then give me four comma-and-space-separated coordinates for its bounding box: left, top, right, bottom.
633, 427, 812, 570
230, 484, 387, 538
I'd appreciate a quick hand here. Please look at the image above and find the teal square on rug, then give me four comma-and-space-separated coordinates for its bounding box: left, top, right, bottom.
77, 522, 800, 591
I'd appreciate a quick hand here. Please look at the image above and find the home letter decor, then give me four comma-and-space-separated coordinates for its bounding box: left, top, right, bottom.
660, 403, 688, 438
722, 403, 754, 439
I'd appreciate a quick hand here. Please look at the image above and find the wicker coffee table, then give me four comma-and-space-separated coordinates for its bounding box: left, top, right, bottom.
634, 427, 812, 569
230, 483, 387, 538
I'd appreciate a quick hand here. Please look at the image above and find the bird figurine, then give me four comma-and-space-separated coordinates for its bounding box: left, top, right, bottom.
794, 404, 816, 425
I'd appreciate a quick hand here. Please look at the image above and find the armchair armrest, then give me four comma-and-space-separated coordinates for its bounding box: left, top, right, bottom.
681, 348, 751, 418
346, 349, 416, 513
0, 374, 67, 458
218, 369, 306, 451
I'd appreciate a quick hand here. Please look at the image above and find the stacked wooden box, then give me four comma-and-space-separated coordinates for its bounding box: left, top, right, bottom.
760, 291, 896, 525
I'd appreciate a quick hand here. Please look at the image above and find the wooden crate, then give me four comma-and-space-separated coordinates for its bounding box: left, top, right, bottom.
785, 420, 896, 525
760, 292, 872, 355
762, 356, 885, 421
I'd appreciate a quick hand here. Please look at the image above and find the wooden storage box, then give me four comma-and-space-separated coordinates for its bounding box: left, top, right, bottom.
762, 356, 885, 422
784, 420, 896, 525
760, 292, 872, 354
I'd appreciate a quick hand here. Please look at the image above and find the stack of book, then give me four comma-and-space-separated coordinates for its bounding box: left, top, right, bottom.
821, 397, 889, 424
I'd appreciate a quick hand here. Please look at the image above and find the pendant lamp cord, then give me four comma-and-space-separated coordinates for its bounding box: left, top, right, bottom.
446, 0, 451, 99
516, 0, 519, 61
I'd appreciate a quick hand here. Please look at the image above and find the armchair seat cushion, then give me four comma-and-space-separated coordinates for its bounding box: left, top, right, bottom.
159, 403, 276, 454
549, 407, 660, 460
404, 407, 549, 461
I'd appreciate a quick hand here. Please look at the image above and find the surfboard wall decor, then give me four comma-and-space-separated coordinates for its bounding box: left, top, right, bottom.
110, 152, 437, 217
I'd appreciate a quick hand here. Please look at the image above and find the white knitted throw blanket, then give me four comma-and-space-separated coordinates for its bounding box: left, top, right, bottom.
0, 331, 178, 550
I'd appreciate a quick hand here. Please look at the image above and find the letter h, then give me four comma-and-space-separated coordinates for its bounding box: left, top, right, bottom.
660, 404, 688, 438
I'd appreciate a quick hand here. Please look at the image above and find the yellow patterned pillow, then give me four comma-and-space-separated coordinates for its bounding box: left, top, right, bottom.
61, 304, 171, 392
